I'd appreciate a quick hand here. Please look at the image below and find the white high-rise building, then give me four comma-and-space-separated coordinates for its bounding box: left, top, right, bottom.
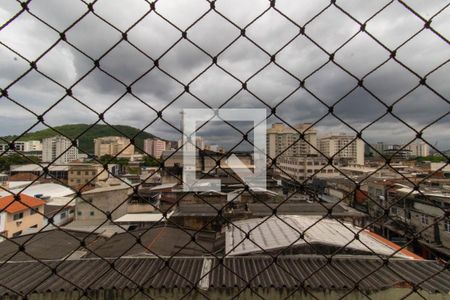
42, 136, 80, 164
406, 142, 430, 157
319, 133, 364, 165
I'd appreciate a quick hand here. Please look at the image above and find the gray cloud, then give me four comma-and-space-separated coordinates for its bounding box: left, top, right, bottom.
0, 0, 449, 151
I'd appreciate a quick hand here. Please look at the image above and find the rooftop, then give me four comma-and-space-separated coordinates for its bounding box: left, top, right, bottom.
0, 230, 105, 262
113, 212, 173, 223
0, 183, 75, 198
10, 164, 69, 172
225, 216, 419, 259
0, 256, 447, 296
0, 194, 46, 214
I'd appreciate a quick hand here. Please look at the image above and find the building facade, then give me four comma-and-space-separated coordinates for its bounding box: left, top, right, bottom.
266, 123, 317, 159
144, 138, 166, 159
406, 142, 430, 157
277, 156, 340, 182
319, 133, 364, 165
68, 163, 108, 188
42, 136, 80, 164
94, 136, 135, 158
0, 194, 45, 238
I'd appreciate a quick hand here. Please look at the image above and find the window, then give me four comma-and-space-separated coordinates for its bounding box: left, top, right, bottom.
90, 211, 95, 216
30, 224, 38, 228
77, 211, 82, 216
13, 213, 23, 220
421, 215, 429, 225
30, 208, 37, 215
61, 212, 67, 219
77, 171, 81, 175
444, 220, 450, 232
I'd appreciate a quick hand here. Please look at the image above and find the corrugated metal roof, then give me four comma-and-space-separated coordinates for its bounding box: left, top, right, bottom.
0, 256, 448, 295
0, 183, 75, 198
225, 216, 415, 258
113, 212, 173, 223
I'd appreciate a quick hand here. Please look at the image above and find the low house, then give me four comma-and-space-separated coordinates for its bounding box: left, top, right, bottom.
67, 163, 108, 188
43, 196, 76, 227
0, 194, 46, 238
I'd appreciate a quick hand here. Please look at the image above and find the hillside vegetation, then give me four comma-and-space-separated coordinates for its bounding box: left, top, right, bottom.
2, 124, 156, 154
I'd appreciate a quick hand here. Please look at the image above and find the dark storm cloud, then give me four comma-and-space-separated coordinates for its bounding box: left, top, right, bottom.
0, 0, 449, 149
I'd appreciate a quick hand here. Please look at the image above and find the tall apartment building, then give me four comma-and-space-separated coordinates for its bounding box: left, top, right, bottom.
144, 138, 167, 159
319, 133, 364, 165
266, 123, 317, 159
94, 136, 135, 158
178, 136, 205, 152
406, 142, 430, 157
42, 136, 80, 164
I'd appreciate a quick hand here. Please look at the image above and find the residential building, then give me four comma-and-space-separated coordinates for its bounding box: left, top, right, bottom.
406, 141, 430, 157
75, 184, 133, 223
383, 144, 412, 160
144, 138, 166, 159
370, 142, 386, 158
277, 155, 340, 182
67, 163, 108, 188
177, 136, 205, 152
0, 140, 42, 153
94, 136, 135, 158
0, 194, 46, 238
266, 123, 317, 159
42, 136, 80, 164
319, 133, 364, 165
43, 196, 76, 227
9, 164, 69, 182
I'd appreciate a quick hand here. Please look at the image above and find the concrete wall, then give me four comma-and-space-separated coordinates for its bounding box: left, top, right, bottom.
4, 206, 44, 238
76, 187, 132, 222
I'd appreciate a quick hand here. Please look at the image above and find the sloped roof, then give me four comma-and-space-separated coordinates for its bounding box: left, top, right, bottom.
0, 194, 46, 214
0, 256, 448, 296
0, 183, 75, 198
225, 216, 419, 259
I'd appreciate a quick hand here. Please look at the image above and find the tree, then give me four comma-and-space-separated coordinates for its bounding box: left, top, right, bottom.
142, 155, 160, 167
0, 154, 40, 172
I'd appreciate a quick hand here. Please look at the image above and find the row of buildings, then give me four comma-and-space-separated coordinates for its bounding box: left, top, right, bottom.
0, 136, 178, 164
267, 123, 364, 165
369, 141, 430, 159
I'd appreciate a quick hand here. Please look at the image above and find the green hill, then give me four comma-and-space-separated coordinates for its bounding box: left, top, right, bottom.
2, 124, 158, 154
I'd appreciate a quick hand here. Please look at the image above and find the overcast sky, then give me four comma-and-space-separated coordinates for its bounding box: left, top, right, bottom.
0, 0, 449, 151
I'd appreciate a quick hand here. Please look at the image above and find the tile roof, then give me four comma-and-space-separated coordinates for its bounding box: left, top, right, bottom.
0, 194, 46, 214
0, 256, 448, 296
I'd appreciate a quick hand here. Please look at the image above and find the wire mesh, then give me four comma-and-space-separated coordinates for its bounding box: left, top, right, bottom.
0, 0, 449, 299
